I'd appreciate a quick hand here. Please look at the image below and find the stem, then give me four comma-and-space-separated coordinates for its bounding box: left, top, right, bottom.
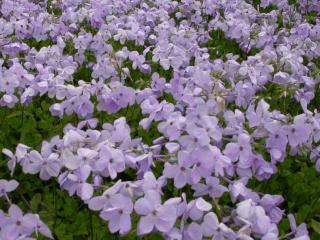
89, 213, 93, 240
4, 192, 12, 205
212, 198, 223, 219
53, 187, 57, 235
279, 231, 294, 240
21, 104, 25, 129
20, 193, 32, 210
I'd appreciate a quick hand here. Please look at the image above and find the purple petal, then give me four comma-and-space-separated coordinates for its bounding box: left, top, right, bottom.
138, 215, 155, 235
134, 198, 154, 215
88, 196, 107, 211
5, 180, 19, 192
119, 214, 131, 234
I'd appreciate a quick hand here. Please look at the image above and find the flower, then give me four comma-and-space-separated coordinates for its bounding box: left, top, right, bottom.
23, 150, 61, 181
59, 165, 93, 200
0, 179, 19, 198
100, 194, 133, 235
163, 150, 192, 188
135, 191, 177, 235
224, 133, 252, 167
96, 145, 125, 179
192, 176, 228, 198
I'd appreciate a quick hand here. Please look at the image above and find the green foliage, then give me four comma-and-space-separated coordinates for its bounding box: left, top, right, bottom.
64, 40, 78, 56
258, 82, 303, 116
80, 19, 99, 35
24, 38, 54, 51
73, 64, 93, 83
109, 39, 145, 54
2, 6, 320, 239
47, 0, 62, 16
202, 29, 259, 61
0, 98, 110, 240
260, 4, 278, 13
248, 155, 320, 239
306, 11, 318, 25
0, 96, 164, 239
0, 98, 72, 151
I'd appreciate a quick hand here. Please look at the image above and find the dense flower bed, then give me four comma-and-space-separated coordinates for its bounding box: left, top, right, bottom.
1, 0, 320, 239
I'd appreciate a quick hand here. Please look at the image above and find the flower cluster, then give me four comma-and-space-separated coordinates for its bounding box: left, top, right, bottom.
0, 179, 53, 239
1, 0, 320, 239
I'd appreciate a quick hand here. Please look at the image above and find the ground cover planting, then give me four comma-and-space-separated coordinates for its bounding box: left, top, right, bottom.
1, 0, 320, 239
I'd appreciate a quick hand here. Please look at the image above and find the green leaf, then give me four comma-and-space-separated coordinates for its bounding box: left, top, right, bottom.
31, 193, 42, 212
311, 220, 320, 235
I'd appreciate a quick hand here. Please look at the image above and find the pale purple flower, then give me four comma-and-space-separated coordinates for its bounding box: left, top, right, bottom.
157, 112, 184, 140
288, 214, 310, 239
246, 100, 271, 128
179, 124, 210, 150
265, 122, 288, 154
99, 86, 135, 114
128, 51, 145, 70
5, 204, 36, 237
0, 94, 18, 108
236, 199, 277, 238
151, 72, 166, 94
77, 148, 98, 167
201, 212, 219, 237
229, 180, 260, 203
163, 150, 192, 189
61, 149, 81, 171
142, 172, 166, 195
3, 144, 30, 175
60, 165, 93, 200
260, 194, 284, 224
224, 133, 252, 167
76, 96, 94, 118
184, 222, 203, 240
23, 150, 61, 181
188, 147, 215, 184
0, 71, 19, 94
22, 213, 53, 239
210, 146, 232, 177
96, 145, 125, 179
134, 191, 177, 235
0, 179, 19, 198
88, 181, 123, 211
110, 117, 132, 145
285, 120, 310, 148
192, 176, 228, 198
252, 154, 276, 180
100, 194, 133, 235
186, 198, 212, 221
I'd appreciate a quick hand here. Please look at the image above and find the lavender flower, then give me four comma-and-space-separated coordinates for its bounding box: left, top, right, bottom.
135, 191, 177, 235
